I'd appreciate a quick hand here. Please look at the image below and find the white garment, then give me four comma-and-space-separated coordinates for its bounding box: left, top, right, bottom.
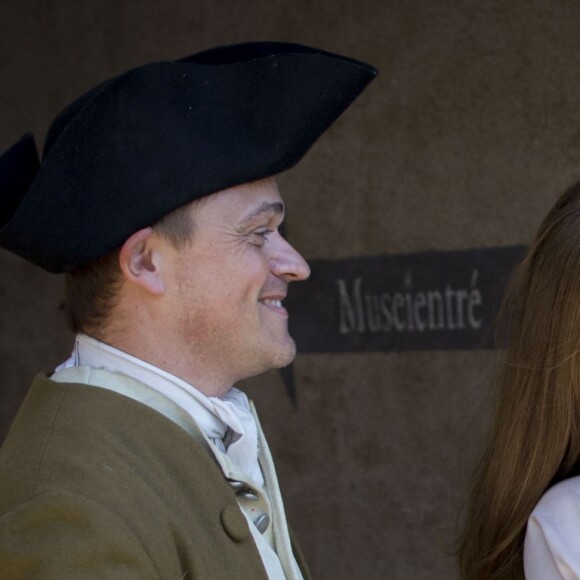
524, 476, 580, 579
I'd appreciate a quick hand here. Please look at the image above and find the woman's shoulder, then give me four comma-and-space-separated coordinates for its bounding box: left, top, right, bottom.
531, 475, 580, 518
524, 476, 580, 579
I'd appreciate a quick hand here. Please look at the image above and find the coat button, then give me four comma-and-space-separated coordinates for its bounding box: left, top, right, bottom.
220, 505, 250, 542
253, 513, 270, 534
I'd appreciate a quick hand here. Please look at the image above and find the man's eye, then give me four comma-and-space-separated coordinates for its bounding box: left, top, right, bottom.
254, 229, 274, 240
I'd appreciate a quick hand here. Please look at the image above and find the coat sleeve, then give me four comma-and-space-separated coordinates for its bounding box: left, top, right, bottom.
0, 491, 160, 580
524, 478, 580, 580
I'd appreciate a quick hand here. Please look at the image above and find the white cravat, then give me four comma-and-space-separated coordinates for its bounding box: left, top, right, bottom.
56, 333, 264, 488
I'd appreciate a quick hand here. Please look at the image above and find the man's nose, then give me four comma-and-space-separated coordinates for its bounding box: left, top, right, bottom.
270, 234, 311, 281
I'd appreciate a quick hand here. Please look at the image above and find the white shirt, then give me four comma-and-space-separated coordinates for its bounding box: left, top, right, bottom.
524, 476, 580, 579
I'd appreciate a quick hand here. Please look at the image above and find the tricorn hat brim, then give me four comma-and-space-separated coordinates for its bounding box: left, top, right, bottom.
0, 42, 377, 272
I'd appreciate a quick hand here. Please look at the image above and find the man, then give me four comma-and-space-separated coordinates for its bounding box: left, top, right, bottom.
0, 43, 376, 578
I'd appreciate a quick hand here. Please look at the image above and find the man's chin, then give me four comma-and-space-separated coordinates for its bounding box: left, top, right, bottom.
269, 337, 297, 369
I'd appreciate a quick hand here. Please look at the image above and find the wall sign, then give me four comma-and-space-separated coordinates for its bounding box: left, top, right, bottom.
286, 245, 526, 353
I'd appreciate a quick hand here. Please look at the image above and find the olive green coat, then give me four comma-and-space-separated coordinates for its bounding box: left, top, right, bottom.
0, 374, 308, 579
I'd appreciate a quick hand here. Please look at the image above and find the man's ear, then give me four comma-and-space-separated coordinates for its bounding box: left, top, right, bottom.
118, 227, 166, 295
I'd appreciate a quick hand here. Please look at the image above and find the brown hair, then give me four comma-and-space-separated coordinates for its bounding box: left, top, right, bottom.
64, 202, 195, 334
458, 181, 580, 579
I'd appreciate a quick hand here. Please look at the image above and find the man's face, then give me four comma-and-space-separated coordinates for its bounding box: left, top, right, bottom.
163, 177, 310, 389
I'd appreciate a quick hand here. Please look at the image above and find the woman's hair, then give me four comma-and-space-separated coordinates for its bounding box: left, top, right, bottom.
459, 181, 580, 579
64, 202, 195, 334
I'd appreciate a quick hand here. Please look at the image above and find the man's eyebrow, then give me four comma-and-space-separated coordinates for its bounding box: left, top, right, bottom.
237, 202, 285, 228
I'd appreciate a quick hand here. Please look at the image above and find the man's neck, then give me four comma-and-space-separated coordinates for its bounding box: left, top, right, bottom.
89, 330, 235, 397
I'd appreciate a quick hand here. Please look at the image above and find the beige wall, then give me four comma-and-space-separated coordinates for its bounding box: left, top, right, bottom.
3, 1, 580, 578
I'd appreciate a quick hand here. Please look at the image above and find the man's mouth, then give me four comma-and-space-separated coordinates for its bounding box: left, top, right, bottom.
261, 298, 283, 308
258, 295, 288, 316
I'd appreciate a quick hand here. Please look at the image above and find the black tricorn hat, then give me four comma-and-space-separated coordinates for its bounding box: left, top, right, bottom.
0, 42, 377, 272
